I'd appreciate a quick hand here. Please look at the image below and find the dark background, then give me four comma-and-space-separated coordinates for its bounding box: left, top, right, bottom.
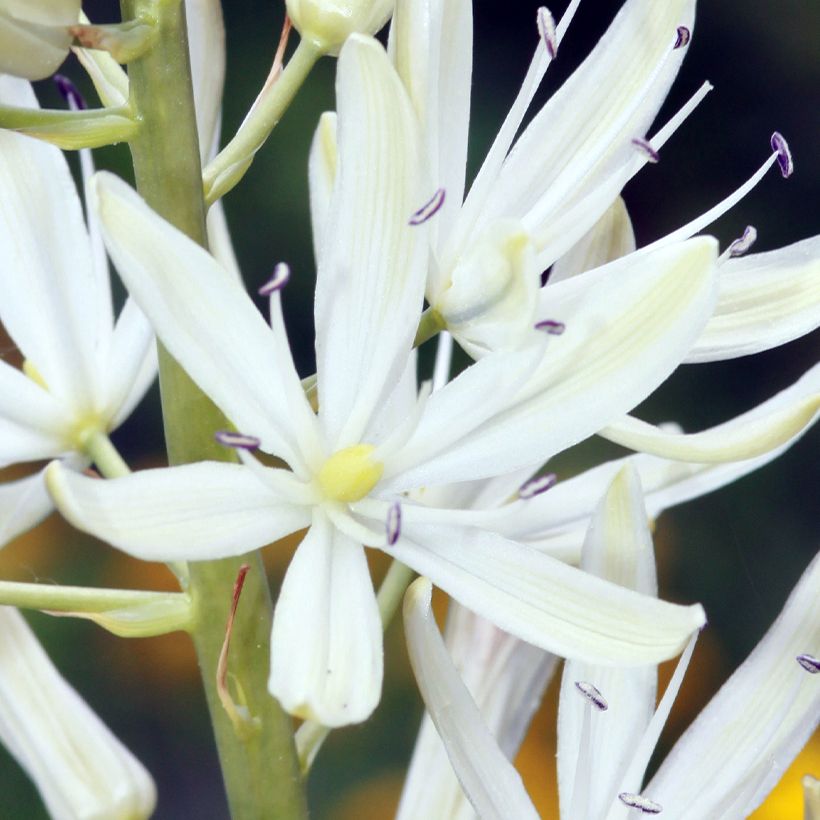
1, 0, 817, 816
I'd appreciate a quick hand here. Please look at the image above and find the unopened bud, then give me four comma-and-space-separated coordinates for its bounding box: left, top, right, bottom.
286, 0, 394, 55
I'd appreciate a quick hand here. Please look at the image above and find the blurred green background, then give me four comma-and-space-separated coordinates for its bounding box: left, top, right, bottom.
1, 0, 817, 817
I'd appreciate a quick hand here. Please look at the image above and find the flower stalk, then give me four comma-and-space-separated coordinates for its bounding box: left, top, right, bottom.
118, 0, 307, 816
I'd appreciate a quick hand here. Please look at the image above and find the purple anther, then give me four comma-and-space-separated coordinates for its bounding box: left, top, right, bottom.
53, 74, 87, 111
618, 793, 663, 814
519, 473, 557, 499
770, 132, 794, 178
796, 653, 820, 674
537, 7, 558, 59
409, 188, 446, 226
674, 26, 691, 49
215, 430, 261, 451
534, 319, 566, 335
386, 501, 402, 546
258, 262, 290, 296
574, 681, 608, 712
727, 225, 758, 258
632, 137, 660, 163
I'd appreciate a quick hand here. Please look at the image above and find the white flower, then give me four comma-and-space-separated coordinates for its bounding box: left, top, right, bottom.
44, 35, 715, 728
402, 468, 820, 819
0, 75, 155, 546
0, 606, 156, 819
0, 0, 80, 80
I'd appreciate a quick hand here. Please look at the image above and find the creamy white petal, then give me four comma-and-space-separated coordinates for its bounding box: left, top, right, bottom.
549, 197, 636, 285
403, 578, 540, 820
645, 552, 820, 820
388, 238, 717, 488
0, 469, 52, 547
455, 0, 693, 265
269, 513, 382, 726
0, 361, 68, 465
602, 362, 820, 462
45, 460, 311, 561
0, 76, 105, 411
686, 235, 820, 363
314, 35, 428, 449
92, 171, 320, 472
0, 606, 155, 819
73, 36, 129, 107
387, 512, 705, 665
307, 112, 337, 269
557, 466, 657, 820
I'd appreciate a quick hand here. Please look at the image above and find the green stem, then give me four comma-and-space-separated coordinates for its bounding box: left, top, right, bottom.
84, 430, 131, 478
203, 39, 322, 204
120, 1, 307, 817
0, 104, 136, 149
0, 580, 184, 613
296, 559, 416, 772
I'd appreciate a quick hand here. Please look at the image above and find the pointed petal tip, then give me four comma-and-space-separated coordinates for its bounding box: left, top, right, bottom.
404, 576, 433, 619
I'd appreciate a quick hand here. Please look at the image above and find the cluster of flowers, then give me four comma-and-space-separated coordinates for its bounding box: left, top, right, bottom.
0, 0, 818, 816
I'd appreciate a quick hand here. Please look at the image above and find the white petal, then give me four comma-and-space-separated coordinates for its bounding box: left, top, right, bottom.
0, 361, 67, 465
388, 512, 705, 665
307, 112, 337, 269
73, 38, 129, 107
45, 460, 311, 561
388, 237, 717, 488
314, 35, 428, 448
186, 0, 226, 161
549, 196, 636, 284
0, 76, 105, 411
0, 607, 155, 818
557, 466, 657, 820
92, 171, 320, 472
686, 235, 820, 363
0, 469, 52, 547
206, 199, 243, 282
269, 513, 382, 726
403, 578, 540, 820
646, 552, 820, 819
602, 362, 820, 462
0, 3, 78, 80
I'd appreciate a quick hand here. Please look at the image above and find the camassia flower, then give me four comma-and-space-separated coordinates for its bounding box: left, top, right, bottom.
45, 36, 718, 727
403, 468, 820, 820
0, 0, 80, 80
0, 75, 155, 547
0, 607, 156, 819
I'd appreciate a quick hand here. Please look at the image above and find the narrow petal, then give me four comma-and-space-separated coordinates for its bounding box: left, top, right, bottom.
602, 362, 820, 462
73, 35, 129, 108
403, 578, 540, 820
549, 197, 636, 284
388, 513, 706, 665
388, 238, 717, 488
0, 607, 155, 818
0, 469, 53, 547
314, 35, 428, 448
269, 514, 382, 726
686, 235, 820, 363
92, 171, 320, 472
0, 76, 104, 410
45, 460, 311, 561
0, 2, 79, 80
646, 552, 820, 819
307, 111, 337, 269
557, 466, 657, 820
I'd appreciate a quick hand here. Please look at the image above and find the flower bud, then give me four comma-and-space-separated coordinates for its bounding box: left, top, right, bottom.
0, 1, 81, 80
0, 607, 156, 819
434, 220, 541, 357
286, 0, 394, 55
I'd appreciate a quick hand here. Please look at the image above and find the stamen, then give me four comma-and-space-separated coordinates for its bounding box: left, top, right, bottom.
409, 188, 446, 226
534, 319, 566, 335
258, 262, 290, 295
796, 653, 820, 674
632, 137, 660, 163
727, 225, 757, 258
537, 7, 558, 59
215, 430, 261, 451
619, 793, 663, 814
519, 473, 557, 499
574, 680, 608, 711
386, 501, 402, 545
674, 26, 691, 49
53, 74, 87, 111
770, 131, 794, 178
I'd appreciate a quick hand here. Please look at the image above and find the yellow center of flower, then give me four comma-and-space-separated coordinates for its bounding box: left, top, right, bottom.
317, 444, 383, 503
